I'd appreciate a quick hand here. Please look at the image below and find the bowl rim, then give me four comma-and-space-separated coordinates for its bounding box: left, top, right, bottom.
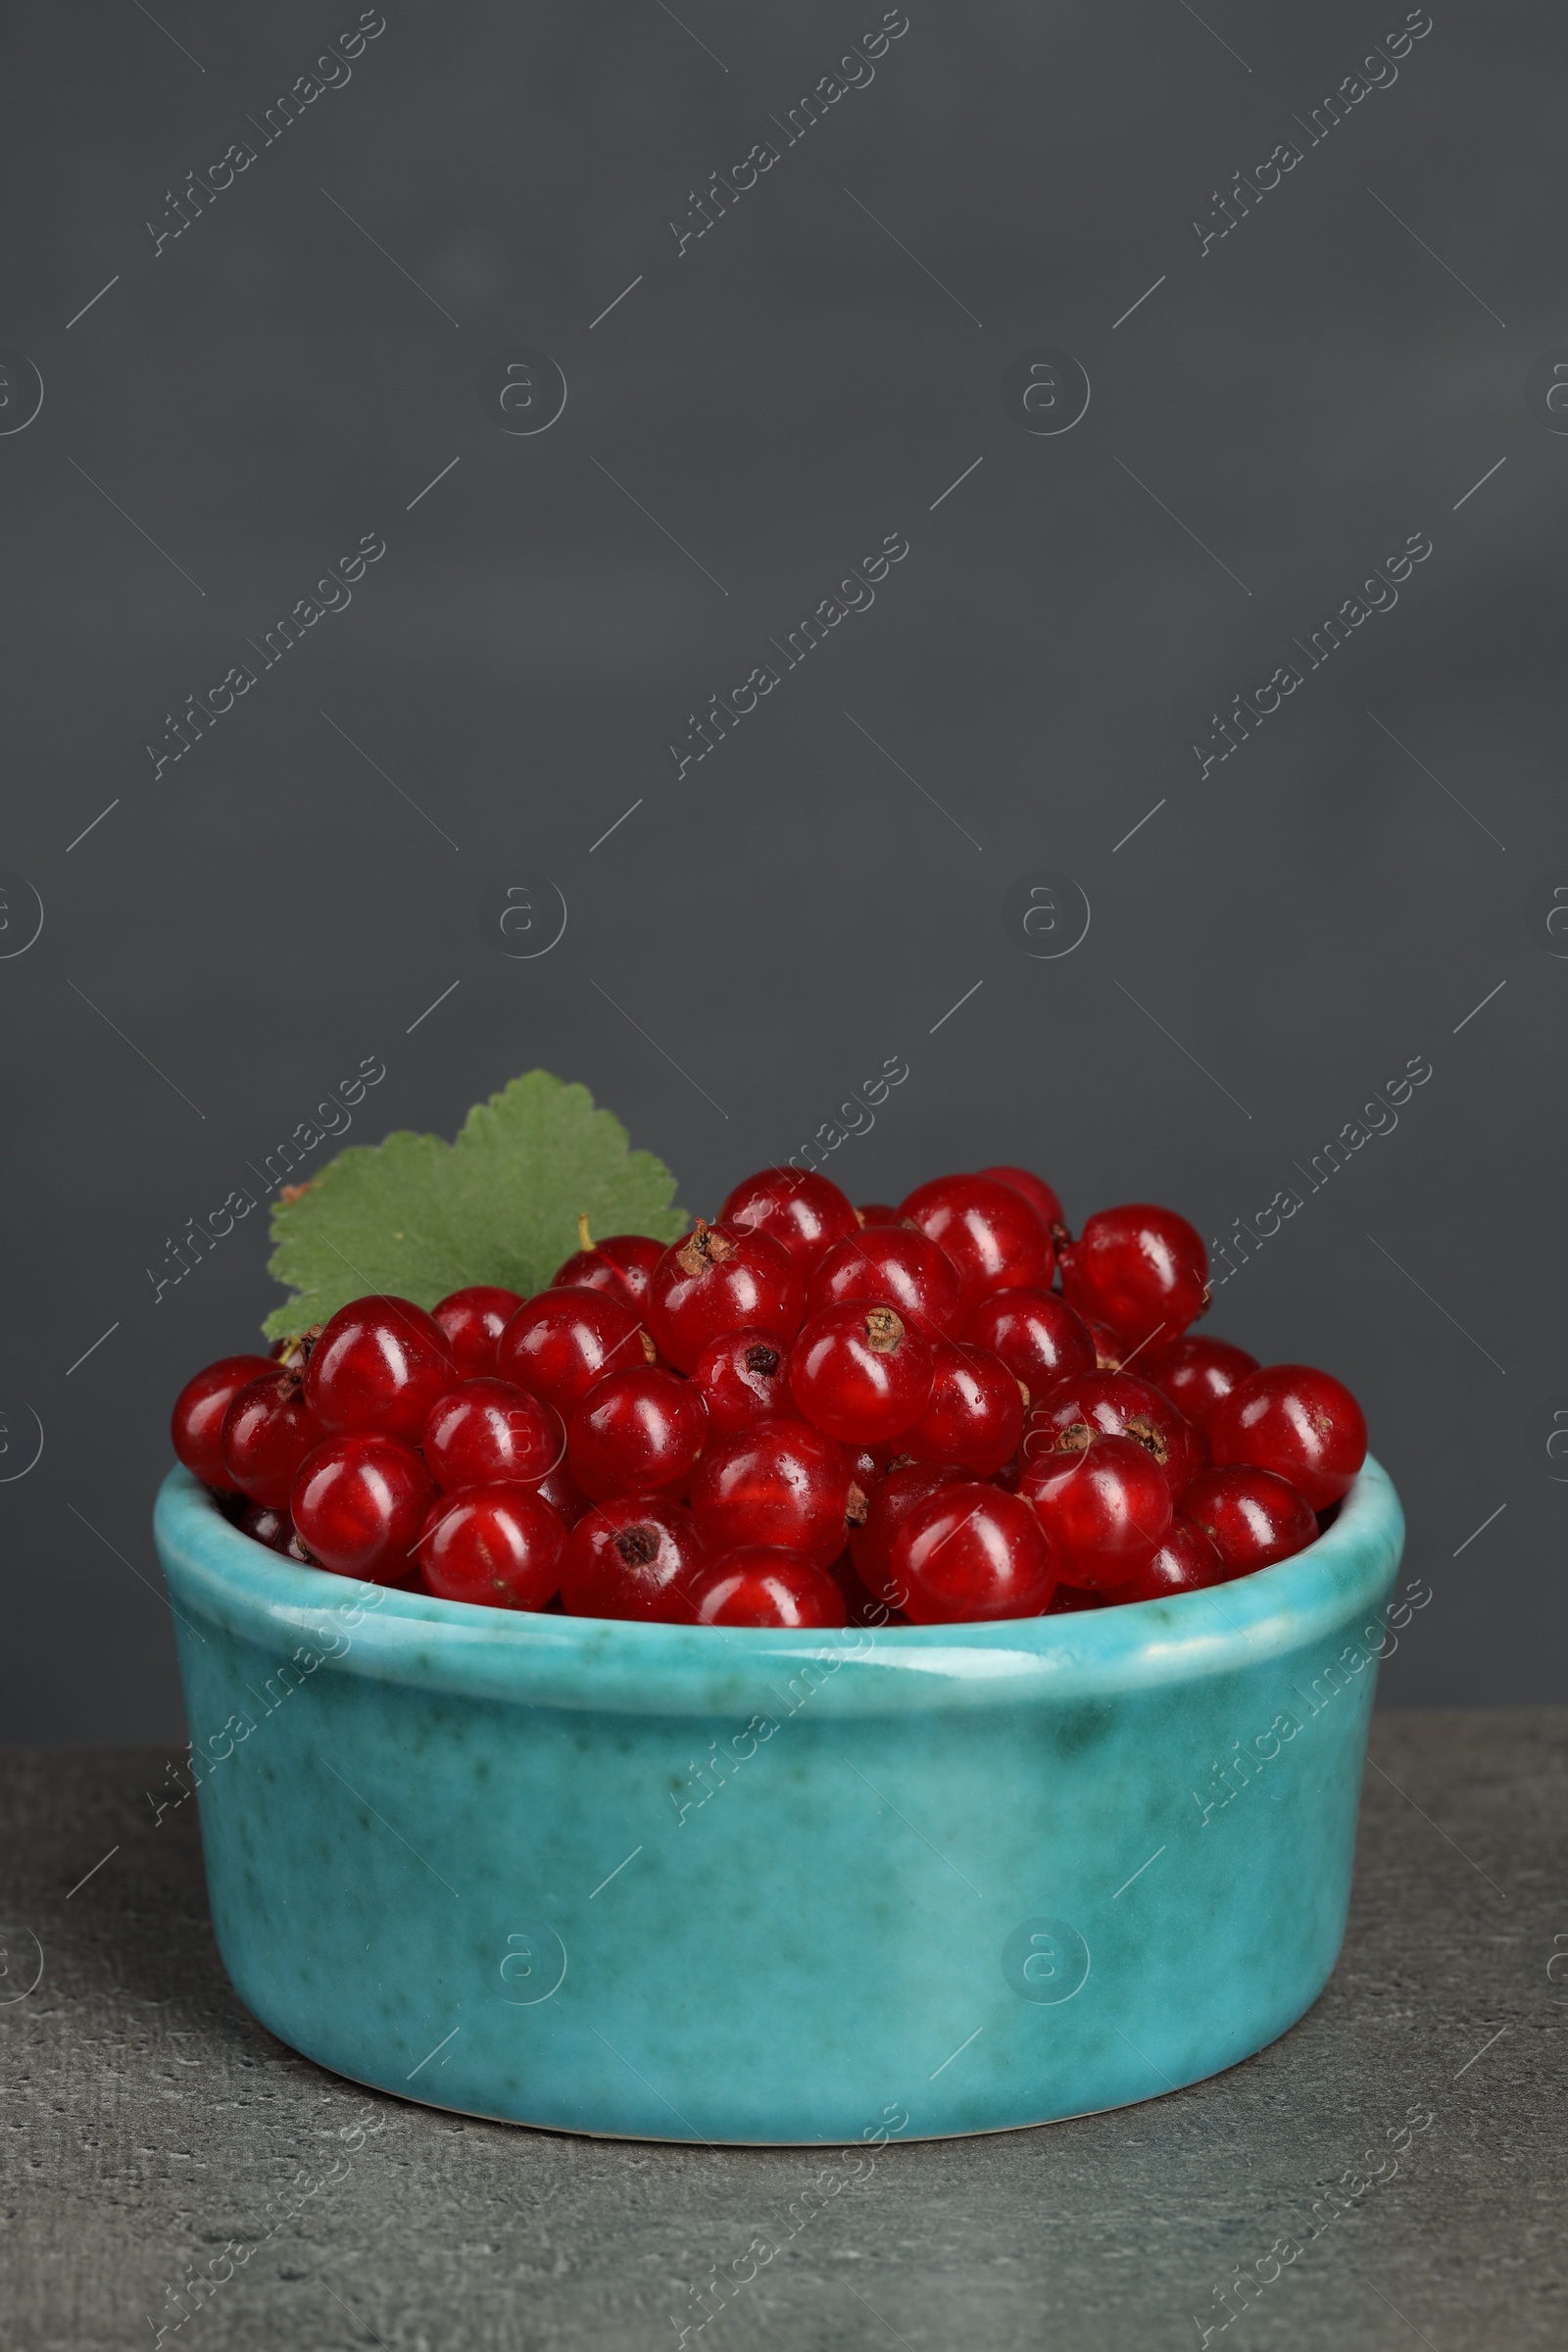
154, 1456, 1405, 1718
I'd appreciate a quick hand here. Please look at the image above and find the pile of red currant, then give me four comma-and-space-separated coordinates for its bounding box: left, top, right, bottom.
172, 1166, 1367, 1630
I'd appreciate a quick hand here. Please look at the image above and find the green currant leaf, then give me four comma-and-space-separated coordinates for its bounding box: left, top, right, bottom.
263, 1071, 688, 1341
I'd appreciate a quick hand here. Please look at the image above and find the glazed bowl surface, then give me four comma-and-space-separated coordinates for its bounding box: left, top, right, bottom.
154, 1457, 1404, 2142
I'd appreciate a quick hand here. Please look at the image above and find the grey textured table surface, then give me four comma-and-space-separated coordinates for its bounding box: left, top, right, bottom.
3, 1715, 1563, 2351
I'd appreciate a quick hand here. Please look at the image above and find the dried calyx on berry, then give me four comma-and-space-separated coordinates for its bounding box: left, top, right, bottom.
863, 1305, 906, 1351
744, 1342, 780, 1376
1121, 1414, 1169, 1467
613, 1524, 662, 1569
274, 1323, 323, 1371
676, 1220, 736, 1275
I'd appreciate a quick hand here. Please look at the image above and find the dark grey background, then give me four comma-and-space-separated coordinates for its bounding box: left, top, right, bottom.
3, 0, 1560, 1740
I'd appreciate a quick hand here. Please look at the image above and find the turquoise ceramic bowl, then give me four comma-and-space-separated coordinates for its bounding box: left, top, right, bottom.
154, 1457, 1403, 2143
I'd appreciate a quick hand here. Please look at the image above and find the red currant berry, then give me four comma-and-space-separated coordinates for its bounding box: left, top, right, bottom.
1058, 1204, 1208, 1353
417, 1484, 565, 1610
788, 1303, 934, 1446
236, 1500, 296, 1554
1020, 1434, 1173, 1589
1208, 1363, 1368, 1510
560, 1495, 708, 1621
1022, 1370, 1204, 1495
290, 1432, 436, 1584
1180, 1465, 1316, 1575
430, 1286, 524, 1379
975, 1164, 1068, 1244
962, 1289, 1096, 1396
890, 1484, 1056, 1624
549, 1217, 664, 1311
1047, 1584, 1111, 1614
220, 1372, 326, 1509
806, 1227, 964, 1338
1143, 1334, 1259, 1432
691, 1419, 856, 1570
646, 1222, 805, 1374
172, 1354, 276, 1490
421, 1378, 564, 1493
857, 1202, 900, 1226
533, 1458, 591, 1528
304, 1296, 457, 1445
898, 1172, 1054, 1305
566, 1366, 709, 1501
901, 1340, 1025, 1477
717, 1166, 860, 1276
849, 1460, 967, 1603
1099, 1514, 1225, 1605
694, 1326, 795, 1437
686, 1547, 848, 1628
497, 1286, 654, 1413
